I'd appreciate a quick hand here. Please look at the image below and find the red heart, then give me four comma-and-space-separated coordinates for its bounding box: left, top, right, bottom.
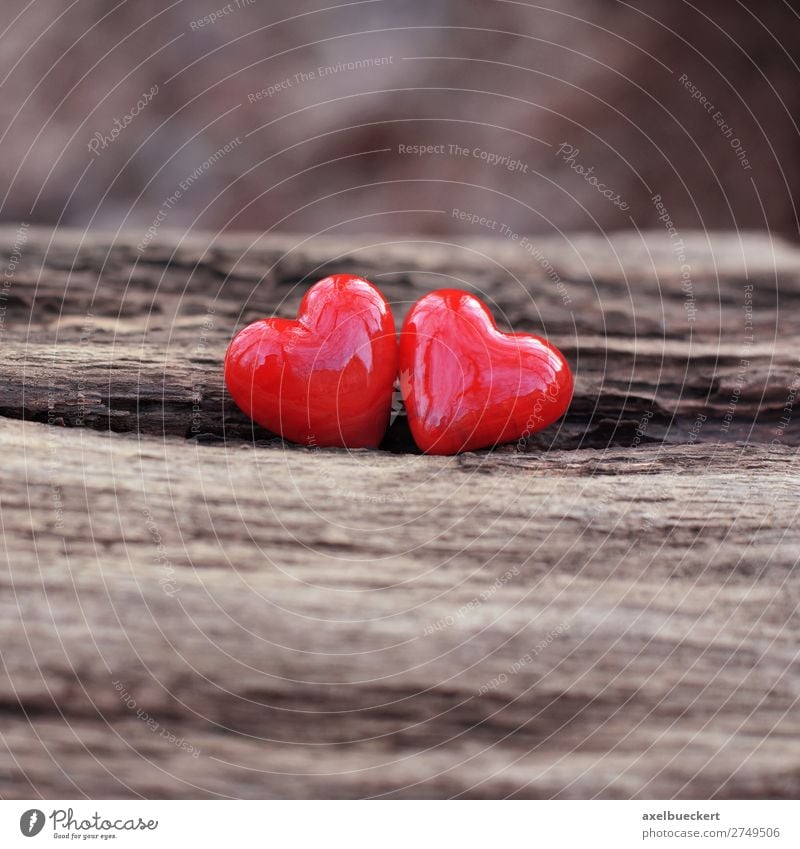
224, 274, 397, 448
399, 290, 573, 454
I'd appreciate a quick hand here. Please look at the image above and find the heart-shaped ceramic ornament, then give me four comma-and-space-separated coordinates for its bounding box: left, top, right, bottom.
399, 289, 573, 454
224, 274, 398, 448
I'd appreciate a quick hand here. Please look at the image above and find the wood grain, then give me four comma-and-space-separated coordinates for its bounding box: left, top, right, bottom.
1, 228, 799, 799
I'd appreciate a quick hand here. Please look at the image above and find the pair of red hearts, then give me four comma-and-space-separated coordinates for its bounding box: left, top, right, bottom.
224, 275, 573, 455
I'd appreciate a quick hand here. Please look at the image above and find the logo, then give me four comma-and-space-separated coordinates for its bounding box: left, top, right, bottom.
19, 810, 45, 837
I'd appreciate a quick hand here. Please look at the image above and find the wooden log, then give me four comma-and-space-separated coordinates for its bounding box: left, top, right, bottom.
0, 228, 799, 798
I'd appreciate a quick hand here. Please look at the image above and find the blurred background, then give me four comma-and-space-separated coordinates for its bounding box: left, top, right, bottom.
1, 0, 798, 239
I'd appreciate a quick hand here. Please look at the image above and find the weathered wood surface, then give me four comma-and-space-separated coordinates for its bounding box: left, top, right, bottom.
1, 228, 799, 799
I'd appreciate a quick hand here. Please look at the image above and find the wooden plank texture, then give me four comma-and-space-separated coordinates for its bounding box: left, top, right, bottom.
0, 228, 799, 799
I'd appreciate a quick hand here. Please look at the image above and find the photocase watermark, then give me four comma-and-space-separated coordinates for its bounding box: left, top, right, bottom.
720, 359, 749, 433
180, 137, 243, 194
452, 208, 573, 307
477, 621, 570, 695
631, 409, 655, 448
142, 507, 179, 597
189, 305, 217, 435
769, 366, 800, 452
720, 360, 750, 434
19, 809, 45, 837
46, 387, 66, 532
87, 84, 158, 157
423, 566, 520, 635
555, 143, 630, 211
498, 223, 573, 308
247, 56, 394, 102
743, 281, 754, 349
20, 807, 159, 836
0, 221, 29, 342
398, 142, 528, 173
688, 412, 707, 444
113, 679, 199, 758
74, 313, 96, 427
450, 142, 529, 173
137, 136, 242, 252
451, 207, 500, 231
678, 73, 752, 170
516, 381, 567, 450
189, 0, 256, 30
137, 185, 182, 253
651, 194, 695, 322
720, 283, 755, 434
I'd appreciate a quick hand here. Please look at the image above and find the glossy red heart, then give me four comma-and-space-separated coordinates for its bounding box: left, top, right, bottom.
399, 289, 573, 454
224, 274, 397, 448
